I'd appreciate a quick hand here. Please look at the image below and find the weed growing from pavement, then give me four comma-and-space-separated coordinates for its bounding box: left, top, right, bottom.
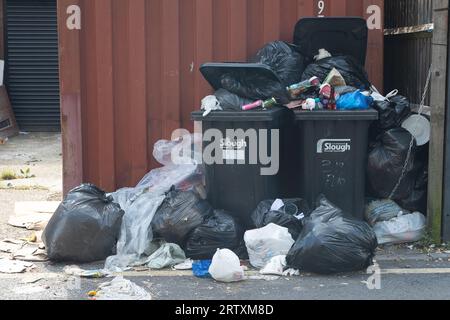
0, 168, 18, 181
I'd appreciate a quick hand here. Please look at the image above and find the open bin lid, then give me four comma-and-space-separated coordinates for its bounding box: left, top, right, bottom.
199, 62, 282, 91
293, 17, 368, 66
191, 107, 289, 122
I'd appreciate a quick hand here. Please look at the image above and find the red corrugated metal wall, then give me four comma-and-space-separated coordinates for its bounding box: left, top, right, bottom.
58, 0, 384, 193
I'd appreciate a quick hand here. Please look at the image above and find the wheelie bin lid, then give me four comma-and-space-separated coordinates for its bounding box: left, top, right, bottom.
191, 107, 289, 122
193, 62, 288, 122
293, 17, 368, 66
294, 109, 378, 121
199, 62, 282, 91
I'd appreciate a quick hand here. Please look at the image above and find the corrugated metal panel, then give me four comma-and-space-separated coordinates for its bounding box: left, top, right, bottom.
5, 0, 60, 131
384, 0, 433, 105
57, 0, 385, 193
385, 0, 433, 28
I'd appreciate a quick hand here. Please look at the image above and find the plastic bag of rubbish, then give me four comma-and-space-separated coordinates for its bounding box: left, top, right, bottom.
251, 199, 309, 240
371, 94, 411, 136
367, 128, 418, 200
192, 260, 212, 278
144, 243, 186, 270
185, 210, 244, 260
220, 71, 290, 105
251, 41, 304, 88
301, 55, 371, 90
337, 90, 373, 110
105, 192, 165, 271
209, 249, 245, 283
373, 212, 426, 245
398, 166, 428, 214
43, 184, 124, 263
310, 195, 345, 223
286, 197, 378, 274
244, 223, 295, 269
214, 89, 253, 111
152, 189, 213, 246
365, 199, 409, 226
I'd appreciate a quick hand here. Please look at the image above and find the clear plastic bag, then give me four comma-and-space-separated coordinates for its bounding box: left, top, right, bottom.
244, 223, 295, 269
105, 136, 206, 271
373, 212, 426, 245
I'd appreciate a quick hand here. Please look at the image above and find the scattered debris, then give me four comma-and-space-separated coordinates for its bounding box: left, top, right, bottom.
173, 259, 193, 271
64, 265, 108, 278
91, 276, 152, 300
0, 258, 35, 273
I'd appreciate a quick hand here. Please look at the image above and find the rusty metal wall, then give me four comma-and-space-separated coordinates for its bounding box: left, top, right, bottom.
58, 0, 385, 193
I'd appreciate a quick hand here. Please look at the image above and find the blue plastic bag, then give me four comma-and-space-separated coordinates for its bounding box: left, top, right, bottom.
192, 260, 212, 278
337, 90, 373, 110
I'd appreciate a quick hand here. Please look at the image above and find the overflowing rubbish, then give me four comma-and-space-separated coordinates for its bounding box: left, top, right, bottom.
251, 199, 308, 240
43, 184, 124, 263
144, 243, 186, 270
208, 249, 245, 283
337, 90, 373, 110
214, 89, 252, 112
259, 255, 299, 276
373, 212, 426, 245
242, 97, 278, 111
185, 210, 244, 260
221, 70, 290, 104
152, 189, 213, 246
286, 196, 377, 274
192, 260, 212, 278
251, 41, 304, 88
244, 223, 295, 269
365, 199, 408, 226
287, 77, 320, 99
301, 55, 371, 90
91, 276, 152, 300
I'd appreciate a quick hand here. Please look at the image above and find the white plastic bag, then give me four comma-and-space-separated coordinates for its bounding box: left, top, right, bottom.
260, 255, 286, 276
373, 212, 426, 245
208, 249, 245, 283
244, 223, 295, 269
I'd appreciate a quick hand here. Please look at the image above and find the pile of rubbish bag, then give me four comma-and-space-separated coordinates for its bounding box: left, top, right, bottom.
365, 85, 429, 235
41, 37, 431, 282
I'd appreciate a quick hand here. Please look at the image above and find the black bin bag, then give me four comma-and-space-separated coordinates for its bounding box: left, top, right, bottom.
185, 210, 245, 260
152, 189, 213, 246
370, 95, 411, 139
251, 199, 310, 240
301, 55, 371, 90
251, 41, 304, 87
214, 89, 253, 111
286, 196, 378, 274
43, 184, 124, 263
367, 128, 417, 200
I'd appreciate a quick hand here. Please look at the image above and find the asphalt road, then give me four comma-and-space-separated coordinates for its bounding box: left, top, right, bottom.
1, 259, 450, 300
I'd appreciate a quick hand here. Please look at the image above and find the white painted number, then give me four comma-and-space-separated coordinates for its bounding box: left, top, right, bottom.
318, 1, 325, 17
